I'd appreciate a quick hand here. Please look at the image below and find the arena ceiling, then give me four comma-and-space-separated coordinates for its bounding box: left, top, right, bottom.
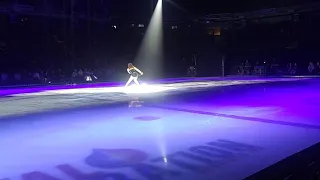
108, 0, 316, 21
0, 0, 317, 22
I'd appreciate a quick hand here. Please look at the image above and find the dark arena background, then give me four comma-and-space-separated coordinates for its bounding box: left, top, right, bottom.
1, 0, 320, 180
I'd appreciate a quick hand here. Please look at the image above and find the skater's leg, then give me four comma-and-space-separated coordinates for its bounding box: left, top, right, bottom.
133, 77, 140, 85
125, 76, 134, 87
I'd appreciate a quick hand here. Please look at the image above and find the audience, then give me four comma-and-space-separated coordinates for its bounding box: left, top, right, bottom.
0, 68, 111, 86
1, 7, 320, 87
308, 62, 315, 75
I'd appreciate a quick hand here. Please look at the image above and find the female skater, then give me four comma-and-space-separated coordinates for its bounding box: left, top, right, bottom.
125, 63, 143, 87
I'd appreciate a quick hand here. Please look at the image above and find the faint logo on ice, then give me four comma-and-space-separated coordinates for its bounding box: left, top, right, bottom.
1, 139, 263, 180
85, 149, 148, 168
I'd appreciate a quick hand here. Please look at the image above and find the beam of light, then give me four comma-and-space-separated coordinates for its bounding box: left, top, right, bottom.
134, 0, 163, 79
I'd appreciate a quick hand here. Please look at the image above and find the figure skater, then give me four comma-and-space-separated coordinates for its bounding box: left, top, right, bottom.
125, 63, 143, 87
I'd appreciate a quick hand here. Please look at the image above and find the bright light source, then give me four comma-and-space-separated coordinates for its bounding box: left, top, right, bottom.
164, 157, 168, 163
138, 24, 145, 28
85, 76, 92, 82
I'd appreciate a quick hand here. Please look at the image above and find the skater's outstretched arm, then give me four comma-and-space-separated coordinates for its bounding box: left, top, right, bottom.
134, 67, 143, 75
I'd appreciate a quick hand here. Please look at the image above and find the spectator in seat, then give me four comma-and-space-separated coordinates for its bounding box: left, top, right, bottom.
1, 72, 8, 85
292, 63, 297, 75
33, 71, 41, 83
244, 60, 251, 75
308, 62, 315, 75
315, 62, 320, 75
14, 72, 21, 84
287, 63, 292, 74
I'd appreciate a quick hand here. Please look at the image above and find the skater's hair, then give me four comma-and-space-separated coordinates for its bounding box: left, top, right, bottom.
128, 63, 134, 69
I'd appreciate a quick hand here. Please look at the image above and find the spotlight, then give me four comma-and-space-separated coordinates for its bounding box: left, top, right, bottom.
171, 25, 178, 30
85, 76, 92, 82
134, 0, 163, 78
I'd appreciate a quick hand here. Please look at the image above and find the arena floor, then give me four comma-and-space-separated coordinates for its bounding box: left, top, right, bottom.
1, 77, 320, 180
